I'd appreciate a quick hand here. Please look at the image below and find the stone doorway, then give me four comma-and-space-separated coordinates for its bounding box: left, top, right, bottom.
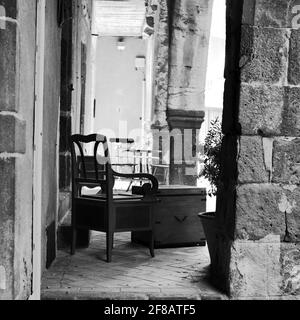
42, 0, 228, 301
43, 0, 300, 301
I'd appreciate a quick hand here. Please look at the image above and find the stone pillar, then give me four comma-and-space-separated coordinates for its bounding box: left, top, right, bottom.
152, 0, 169, 129
216, 0, 300, 299
167, 0, 213, 185
150, 0, 170, 183
0, 0, 36, 299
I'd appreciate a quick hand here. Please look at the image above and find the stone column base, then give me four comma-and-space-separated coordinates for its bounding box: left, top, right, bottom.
167, 109, 205, 186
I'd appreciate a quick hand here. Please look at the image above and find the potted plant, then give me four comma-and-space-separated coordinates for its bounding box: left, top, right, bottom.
198, 118, 223, 264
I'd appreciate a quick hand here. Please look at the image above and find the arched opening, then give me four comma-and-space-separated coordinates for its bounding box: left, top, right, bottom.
42, 0, 228, 300
1, 0, 299, 301
42, 0, 300, 300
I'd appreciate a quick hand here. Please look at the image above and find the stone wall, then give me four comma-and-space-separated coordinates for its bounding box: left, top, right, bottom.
216, 0, 300, 299
0, 0, 65, 298
0, 0, 36, 299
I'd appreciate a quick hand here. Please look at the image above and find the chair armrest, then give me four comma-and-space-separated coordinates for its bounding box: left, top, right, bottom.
111, 170, 159, 193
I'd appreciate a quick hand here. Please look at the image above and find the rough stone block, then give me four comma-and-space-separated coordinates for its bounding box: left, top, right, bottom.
237, 136, 269, 184
236, 183, 300, 243
239, 84, 284, 136
0, 157, 15, 300
282, 187, 300, 243
253, 0, 290, 28
0, 114, 26, 153
0, 21, 17, 111
243, 0, 300, 29
281, 87, 300, 137
273, 138, 300, 185
230, 237, 281, 298
288, 30, 300, 85
236, 184, 286, 240
0, 0, 17, 19
280, 243, 300, 296
240, 25, 289, 84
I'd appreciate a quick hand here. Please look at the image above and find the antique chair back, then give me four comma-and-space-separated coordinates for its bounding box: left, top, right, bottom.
70, 134, 113, 200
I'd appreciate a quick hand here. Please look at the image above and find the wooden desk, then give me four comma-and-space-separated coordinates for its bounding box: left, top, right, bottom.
132, 185, 207, 248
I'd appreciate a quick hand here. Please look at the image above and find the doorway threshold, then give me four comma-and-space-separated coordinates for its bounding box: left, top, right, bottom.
41, 232, 227, 300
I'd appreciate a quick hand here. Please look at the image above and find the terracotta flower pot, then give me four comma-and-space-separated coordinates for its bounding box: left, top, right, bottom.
198, 212, 217, 264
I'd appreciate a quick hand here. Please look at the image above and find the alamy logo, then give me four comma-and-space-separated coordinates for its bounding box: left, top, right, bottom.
292, 5, 300, 29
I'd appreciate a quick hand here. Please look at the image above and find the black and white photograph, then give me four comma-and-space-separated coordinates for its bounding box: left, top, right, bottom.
0, 0, 300, 307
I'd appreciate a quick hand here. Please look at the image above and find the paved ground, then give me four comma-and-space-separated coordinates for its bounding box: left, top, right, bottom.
42, 232, 227, 300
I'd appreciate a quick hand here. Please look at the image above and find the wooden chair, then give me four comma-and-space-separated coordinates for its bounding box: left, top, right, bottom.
70, 134, 159, 262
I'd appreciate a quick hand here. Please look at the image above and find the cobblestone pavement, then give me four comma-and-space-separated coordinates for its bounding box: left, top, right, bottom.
42, 232, 227, 300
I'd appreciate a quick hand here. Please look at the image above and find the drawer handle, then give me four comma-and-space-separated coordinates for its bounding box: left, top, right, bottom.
174, 216, 188, 223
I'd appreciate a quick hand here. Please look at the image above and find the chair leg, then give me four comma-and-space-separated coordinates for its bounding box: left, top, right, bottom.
71, 227, 77, 255
106, 232, 114, 263
150, 230, 155, 258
